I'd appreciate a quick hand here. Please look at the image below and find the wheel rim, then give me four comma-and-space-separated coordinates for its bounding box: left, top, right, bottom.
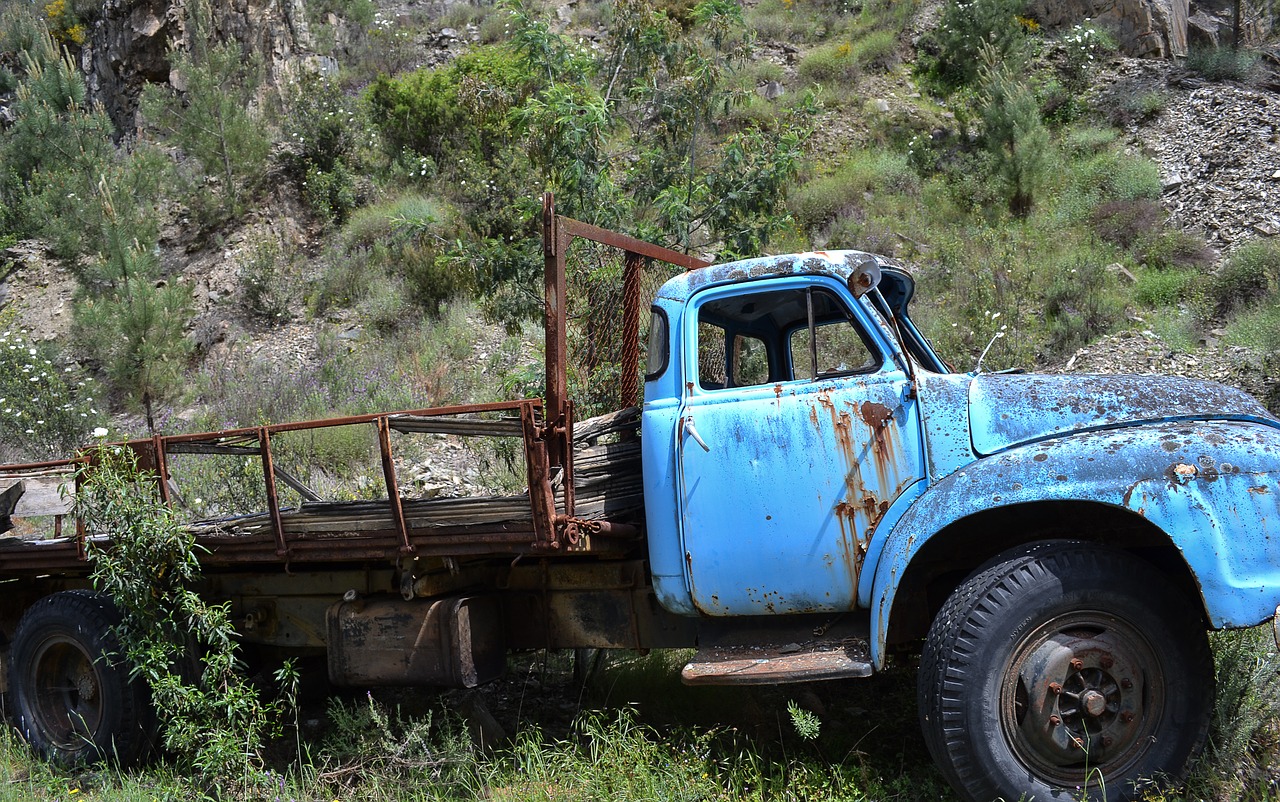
1000, 610, 1164, 788
26, 633, 105, 751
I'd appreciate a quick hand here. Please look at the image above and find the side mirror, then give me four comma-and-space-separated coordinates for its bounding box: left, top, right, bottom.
847, 257, 881, 298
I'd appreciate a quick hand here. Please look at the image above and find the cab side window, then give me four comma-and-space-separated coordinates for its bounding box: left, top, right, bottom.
694, 285, 879, 390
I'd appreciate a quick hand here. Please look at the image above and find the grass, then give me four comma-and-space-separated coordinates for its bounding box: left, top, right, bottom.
4, 627, 1279, 801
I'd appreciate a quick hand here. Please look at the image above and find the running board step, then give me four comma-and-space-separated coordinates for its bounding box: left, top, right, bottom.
681, 639, 872, 685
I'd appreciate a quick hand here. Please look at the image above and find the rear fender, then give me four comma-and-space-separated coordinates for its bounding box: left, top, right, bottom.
866, 420, 1280, 668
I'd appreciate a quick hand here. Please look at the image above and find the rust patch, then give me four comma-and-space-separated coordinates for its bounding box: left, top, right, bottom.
858, 401, 893, 430
1248, 486, 1270, 495
833, 501, 861, 591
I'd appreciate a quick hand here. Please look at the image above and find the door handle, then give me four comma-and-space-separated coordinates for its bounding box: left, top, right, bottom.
683, 416, 711, 452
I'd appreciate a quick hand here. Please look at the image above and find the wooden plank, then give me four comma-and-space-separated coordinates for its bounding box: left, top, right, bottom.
4, 477, 72, 517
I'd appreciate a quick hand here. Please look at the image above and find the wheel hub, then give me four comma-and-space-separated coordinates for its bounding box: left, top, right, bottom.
30, 636, 104, 749
1002, 612, 1164, 785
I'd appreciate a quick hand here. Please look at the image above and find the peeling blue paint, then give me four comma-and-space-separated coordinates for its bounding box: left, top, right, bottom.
640, 250, 1280, 676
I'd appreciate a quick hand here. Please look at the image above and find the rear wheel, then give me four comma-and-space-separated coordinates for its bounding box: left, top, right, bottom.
919, 542, 1212, 801
9, 591, 152, 765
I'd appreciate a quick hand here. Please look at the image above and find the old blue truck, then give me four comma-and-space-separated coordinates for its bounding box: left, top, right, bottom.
1, 202, 1277, 802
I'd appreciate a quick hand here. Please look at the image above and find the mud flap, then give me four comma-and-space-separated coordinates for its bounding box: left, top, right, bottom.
327, 595, 505, 688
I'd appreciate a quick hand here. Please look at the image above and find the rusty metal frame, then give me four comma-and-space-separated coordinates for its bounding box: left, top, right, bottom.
0, 200, 703, 575
540, 192, 710, 480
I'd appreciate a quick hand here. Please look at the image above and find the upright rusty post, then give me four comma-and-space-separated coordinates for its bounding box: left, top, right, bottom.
150, 433, 171, 505
619, 251, 646, 409
543, 193, 569, 468
376, 416, 414, 556
258, 427, 288, 559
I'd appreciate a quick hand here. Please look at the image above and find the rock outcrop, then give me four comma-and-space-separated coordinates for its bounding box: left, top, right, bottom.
81, 0, 313, 134
1028, 0, 1274, 58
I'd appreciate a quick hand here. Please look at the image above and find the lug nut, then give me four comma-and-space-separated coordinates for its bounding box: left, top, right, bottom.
1102, 736, 1114, 748
1121, 678, 1133, 690
1100, 655, 1114, 669
1121, 711, 1135, 724
1069, 658, 1084, 671
1049, 715, 1061, 726
1048, 682, 1063, 694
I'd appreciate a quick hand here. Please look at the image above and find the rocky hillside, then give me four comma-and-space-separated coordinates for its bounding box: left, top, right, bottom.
1, 0, 1279, 449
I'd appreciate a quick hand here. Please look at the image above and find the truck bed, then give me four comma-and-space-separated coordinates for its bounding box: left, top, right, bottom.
0, 403, 644, 576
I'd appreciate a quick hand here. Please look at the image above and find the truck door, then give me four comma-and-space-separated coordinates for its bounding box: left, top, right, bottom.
677, 276, 924, 615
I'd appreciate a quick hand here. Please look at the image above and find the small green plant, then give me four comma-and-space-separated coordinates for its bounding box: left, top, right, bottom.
73, 215, 192, 432
1134, 267, 1197, 308
1056, 23, 1113, 93
790, 149, 918, 231
787, 699, 822, 740
1190, 627, 1280, 799
798, 41, 859, 83
1206, 241, 1280, 317
1042, 257, 1123, 355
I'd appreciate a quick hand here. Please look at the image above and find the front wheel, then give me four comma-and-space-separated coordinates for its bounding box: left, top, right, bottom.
919, 542, 1212, 802
9, 590, 153, 766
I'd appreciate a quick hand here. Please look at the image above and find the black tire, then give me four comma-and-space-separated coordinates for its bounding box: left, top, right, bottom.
919, 542, 1212, 802
9, 590, 153, 766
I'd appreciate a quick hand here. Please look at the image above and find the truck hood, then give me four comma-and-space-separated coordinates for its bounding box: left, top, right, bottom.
968, 373, 1277, 456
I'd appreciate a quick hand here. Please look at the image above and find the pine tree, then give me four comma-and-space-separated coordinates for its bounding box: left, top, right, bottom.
141, 0, 269, 222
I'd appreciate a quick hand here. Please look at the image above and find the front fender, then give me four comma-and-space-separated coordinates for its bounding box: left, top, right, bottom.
866, 420, 1280, 668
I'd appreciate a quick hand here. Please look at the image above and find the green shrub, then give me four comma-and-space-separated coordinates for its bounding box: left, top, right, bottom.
302, 161, 359, 224
979, 53, 1052, 218
1054, 125, 1116, 156
1223, 302, 1280, 352
1055, 23, 1114, 92
309, 245, 374, 316
281, 72, 362, 175
0, 327, 104, 461
1134, 267, 1196, 308
1107, 155, 1162, 201
0, 5, 50, 59
790, 150, 917, 230
1186, 45, 1260, 82
73, 229, 192, 430
78, 446, 289, 783
141, 1, 269, 223
798, 41, 858, 83
1091, 199, 1163, 249
1191, 628, 1280, 799
1042, 257, 1123, 355
1103, 85, 1168, 126
309, 0, 375, 26
237, 234, 297, 325
920, 0, 1028, 90
1207, 241, 1280, 316
1138, 228, 1214, 271
366, 44, 534, 160
849, 29, 898, 68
